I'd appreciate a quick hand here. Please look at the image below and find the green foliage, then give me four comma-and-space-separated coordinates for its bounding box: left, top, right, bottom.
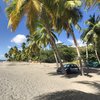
82, 0, 100, 9
80, 45, 97, 61
39, 50, 55, 63
57, 43, 77, 62
5, 43, 77, 63
81, 14, 100, 60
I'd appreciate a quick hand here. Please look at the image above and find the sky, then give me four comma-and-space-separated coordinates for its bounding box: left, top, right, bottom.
0, 0, 99, 59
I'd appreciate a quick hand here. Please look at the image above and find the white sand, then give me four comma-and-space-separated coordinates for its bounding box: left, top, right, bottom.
0, 62, 100, 100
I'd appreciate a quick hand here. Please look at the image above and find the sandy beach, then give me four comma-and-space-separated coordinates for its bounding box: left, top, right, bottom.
0, 62, 100, 100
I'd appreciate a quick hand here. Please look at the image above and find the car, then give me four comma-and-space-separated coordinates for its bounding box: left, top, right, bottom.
57, 64, 80, 74
86, 61, 100, 68
96, 64, 100, 68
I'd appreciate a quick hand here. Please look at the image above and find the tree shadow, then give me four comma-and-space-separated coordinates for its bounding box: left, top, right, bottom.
75, 81, 100, 94
84, 73, 93, 77
7, 63, 16, 66
48, 72, 80, 78
34, 90, 100, 100
84, 67, 100, 74
62, 74, 80, 78
48, 72, 63, 76
97, 71, 100, 75
47, 67, 100, 78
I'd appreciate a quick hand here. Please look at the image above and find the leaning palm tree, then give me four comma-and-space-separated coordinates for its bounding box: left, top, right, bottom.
6, 0, 63, 68
39, 7, 64, 68
42, 0, 84, 75
26, 21, 62, 68
81, 14, 100, 63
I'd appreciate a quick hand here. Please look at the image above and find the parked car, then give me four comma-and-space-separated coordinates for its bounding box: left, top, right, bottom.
96, 64, 100, 68
86, 61, 100, 68
57, 64, 80, 74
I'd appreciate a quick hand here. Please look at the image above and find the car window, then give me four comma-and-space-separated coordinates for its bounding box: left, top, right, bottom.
64, 64, 70, 68
70, 64, 78, 68
70, 65, 74, 68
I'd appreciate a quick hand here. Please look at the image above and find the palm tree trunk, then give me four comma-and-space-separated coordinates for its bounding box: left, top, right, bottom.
86, 43, 89, 74
54, 52, 59, 68
94, 46, 100, 63
45, 27, 63, 68
86, 43, 89, 61
45, 25, 64, 73
50, 40, 63, 67
71, 32, 84, 75
51, 41, 65, 73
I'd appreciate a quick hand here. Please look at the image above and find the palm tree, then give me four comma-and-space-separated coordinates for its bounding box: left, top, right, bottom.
6, 47, 15, 61
5, 53, 9, 59
26, 23, 61, 68
83, 0, 100, 8
13, 46, 19, 61
26, 34, 43, 62
81, 14, 100, 63
57, 1, 84, 75
21, 42, 30, 61
42, 0, 83, 75
6, 0, 84, 74
6, 0, 63, 68
39, 8, 64, 68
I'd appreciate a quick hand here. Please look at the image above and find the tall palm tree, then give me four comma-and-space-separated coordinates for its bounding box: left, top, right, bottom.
42, 0, 83, 75
26, 22, 61, 68
6, 0, 63, 68
39, 7, 64, 68
81, 14, 100, 63
7, 0, 83, 73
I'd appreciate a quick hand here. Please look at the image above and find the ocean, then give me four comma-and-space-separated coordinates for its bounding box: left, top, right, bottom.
0, 60, 6, 62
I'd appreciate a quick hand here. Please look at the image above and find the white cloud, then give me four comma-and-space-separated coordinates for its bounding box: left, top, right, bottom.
11, 34, 27, 45
77, 39, 86, 47
56, 40, 62, 44
8, 46, 11, 49
67, 39, 86, 47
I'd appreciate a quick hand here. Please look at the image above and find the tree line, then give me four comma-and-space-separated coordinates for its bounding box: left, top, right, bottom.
5, 43, 77, 63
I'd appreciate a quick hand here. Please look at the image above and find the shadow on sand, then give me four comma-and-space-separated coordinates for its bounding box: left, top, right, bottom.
75, 81, 100, 92
48, 67, 100, 78
7, 63, 16, 66
48, 72, 62, 76
48, 72, 80, 78
34, 90, 100, 100
84, 67, 100, 74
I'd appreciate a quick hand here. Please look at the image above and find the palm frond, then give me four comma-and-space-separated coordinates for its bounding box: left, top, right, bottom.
65, 0, 81, 9
8, 10, 23, 31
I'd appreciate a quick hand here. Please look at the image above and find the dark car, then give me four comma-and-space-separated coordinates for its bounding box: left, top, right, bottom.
57, 64, 80, 74
95, 64, 100, 68
86, 61, 100, 68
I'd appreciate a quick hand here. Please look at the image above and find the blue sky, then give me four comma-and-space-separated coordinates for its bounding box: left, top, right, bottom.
0, 0, 99, 59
